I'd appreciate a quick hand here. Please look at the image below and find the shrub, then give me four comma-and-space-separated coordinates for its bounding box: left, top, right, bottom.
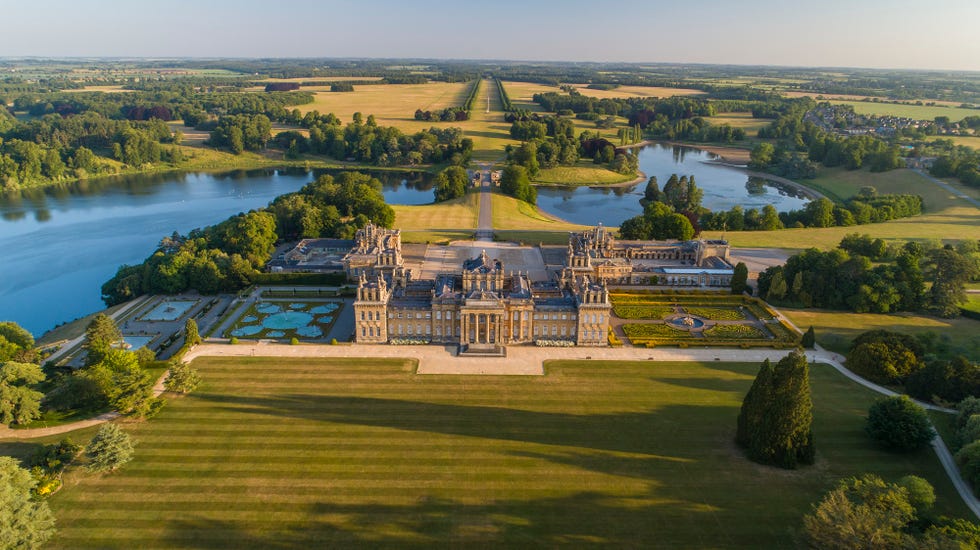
704, 324, 765, 339
865, 396, 935, 452
330, 338, 338, 345
290, 337, 300, 345
229, 337, 239, 345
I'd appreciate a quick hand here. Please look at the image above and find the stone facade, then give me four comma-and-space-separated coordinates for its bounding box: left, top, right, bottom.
354, 249, 611, 348
564, 225, 735, 287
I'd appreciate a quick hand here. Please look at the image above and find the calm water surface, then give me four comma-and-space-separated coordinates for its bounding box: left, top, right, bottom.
535, 144, 810, 227
0, 169, 432, 335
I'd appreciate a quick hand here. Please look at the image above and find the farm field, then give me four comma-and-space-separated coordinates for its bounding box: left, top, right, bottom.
782, 91, 971, 108
293, 79, 514, 162
780, 308, 980, 360
8, 356, 968, 548
828, 100, 979, 122
702, 168, 980, 249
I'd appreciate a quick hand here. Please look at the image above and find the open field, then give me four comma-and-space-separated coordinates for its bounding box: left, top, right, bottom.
393, 192, 480, 231
806, 167, 961, 206
501, 81, 704, 105
293, 80, 514, 162
828, 100, 979, 122
781, 308, 980, 360
256, 77, 384, 83
4, 356, 967, 548
62, 85, 134, 93
710, 112, 773, 135
534, 162, 635, 185
782, 91, 971, 108
294, 82, 470, 127
702, 168, 980, 249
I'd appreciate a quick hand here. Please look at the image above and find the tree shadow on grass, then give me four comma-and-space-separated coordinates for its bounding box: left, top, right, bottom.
161, 490, 742, 549
192, 392, 737, 459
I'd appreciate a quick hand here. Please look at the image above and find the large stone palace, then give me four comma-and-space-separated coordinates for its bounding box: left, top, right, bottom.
345, 223, 734, 349
564, 224, 734, 287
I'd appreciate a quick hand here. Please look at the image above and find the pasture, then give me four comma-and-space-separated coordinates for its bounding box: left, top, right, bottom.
5, 356, 967, 548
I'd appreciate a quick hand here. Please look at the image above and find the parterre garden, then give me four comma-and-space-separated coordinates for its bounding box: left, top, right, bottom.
224, 300, 342, 341
612, 291, 800, 348
4, 357, 967, 548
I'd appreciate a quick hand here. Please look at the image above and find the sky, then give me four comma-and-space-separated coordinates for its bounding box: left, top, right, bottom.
2, 0, 978, 71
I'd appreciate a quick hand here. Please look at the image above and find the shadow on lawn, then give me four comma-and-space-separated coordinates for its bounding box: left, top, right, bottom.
161, 490, 742, 549
192, 392, 736, 459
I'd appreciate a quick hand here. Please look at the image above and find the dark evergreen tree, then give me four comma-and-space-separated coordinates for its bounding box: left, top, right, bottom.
736, 359, 773, 449
737, 350, 814, 469
801, 326, 816, 349
730, 262, 748, 295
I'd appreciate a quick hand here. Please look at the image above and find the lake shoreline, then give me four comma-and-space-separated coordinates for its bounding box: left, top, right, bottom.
1, 152, 437, 196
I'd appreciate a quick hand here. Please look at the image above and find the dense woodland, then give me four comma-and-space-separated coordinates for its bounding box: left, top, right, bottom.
757, 237, 979, 316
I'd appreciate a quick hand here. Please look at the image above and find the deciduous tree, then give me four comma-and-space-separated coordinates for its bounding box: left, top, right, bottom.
0, 361, 45, 426
865, 396, 935, 452
0, 457, 55, 548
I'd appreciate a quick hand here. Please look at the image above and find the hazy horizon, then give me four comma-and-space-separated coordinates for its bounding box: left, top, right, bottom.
2, 0, 978, 72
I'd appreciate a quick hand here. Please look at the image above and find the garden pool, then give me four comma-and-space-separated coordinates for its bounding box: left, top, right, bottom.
121, 336, 154, 349
141, 300, 197, 321
262, 311, 314, 330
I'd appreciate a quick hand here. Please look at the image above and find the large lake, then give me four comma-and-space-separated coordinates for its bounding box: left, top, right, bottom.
534, 144, 810, 227
0, 169, 432, 336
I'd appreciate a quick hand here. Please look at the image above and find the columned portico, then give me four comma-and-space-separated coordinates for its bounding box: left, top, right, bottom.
460, 310, 503, 346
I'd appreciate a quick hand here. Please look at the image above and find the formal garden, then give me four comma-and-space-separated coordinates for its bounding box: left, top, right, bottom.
224, 300, 342, 341
611, 291, 800, 348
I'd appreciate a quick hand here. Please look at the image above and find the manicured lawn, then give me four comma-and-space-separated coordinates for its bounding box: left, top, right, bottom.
10, 357, 968, 548
392, 192, 480, 231
780, 308, 980, 361
491, 193, 590, 232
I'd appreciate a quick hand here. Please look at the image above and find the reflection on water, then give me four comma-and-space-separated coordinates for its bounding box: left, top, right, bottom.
535, 143, 811, 227
0, 168, 433, 335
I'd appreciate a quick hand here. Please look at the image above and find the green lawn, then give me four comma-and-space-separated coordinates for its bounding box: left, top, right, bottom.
392, 191, 480, 232
781, 308, 980, 361
534, 162, 636, 185
3, 356, 970, 548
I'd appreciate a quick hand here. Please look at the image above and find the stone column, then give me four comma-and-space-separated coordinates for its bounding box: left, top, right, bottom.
460, 313, 467, 345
